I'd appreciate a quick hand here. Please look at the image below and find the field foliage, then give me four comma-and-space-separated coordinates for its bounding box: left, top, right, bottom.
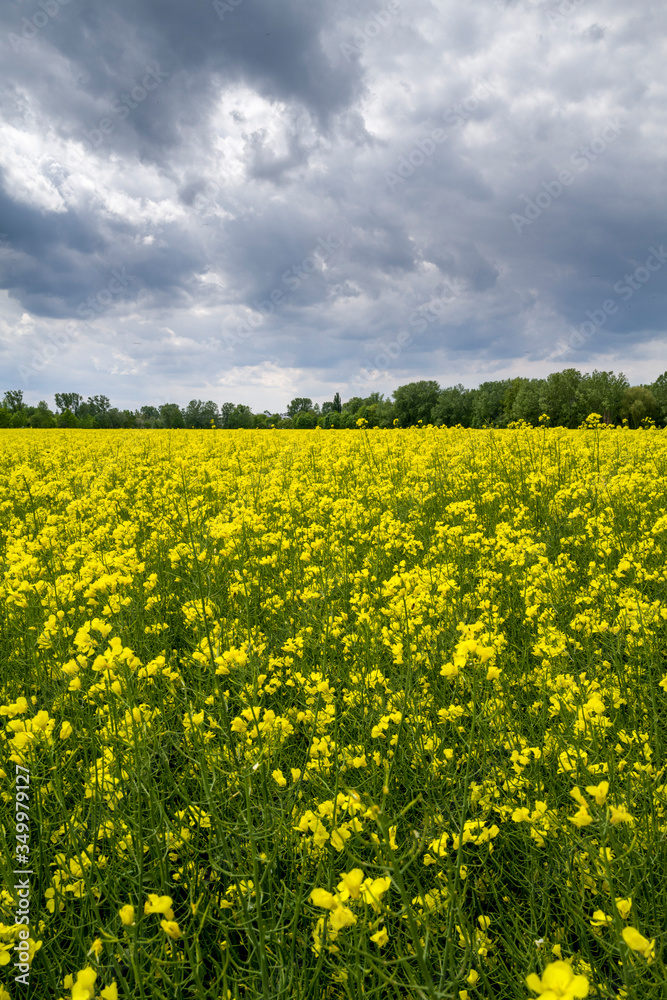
1, 427, 666, 999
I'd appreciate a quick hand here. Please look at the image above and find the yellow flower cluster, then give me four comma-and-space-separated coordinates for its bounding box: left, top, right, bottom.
310, 869, 391, 953
0, 425, 665, 995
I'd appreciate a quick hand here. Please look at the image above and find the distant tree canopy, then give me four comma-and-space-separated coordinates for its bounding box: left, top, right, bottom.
184, 399, 220, 428
220, 403, 253, 429
2, 369, 665, 429
54, 392, 83, 414
287, 397, 314, 419
392, 380, 441, 427
159, 403, 185, 429
3, 390, 24, 412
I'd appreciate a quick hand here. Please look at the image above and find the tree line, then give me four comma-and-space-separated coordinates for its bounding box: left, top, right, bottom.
2, 369, 666, 430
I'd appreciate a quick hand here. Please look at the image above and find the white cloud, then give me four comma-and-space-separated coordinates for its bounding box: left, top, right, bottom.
0, 0, 666, 409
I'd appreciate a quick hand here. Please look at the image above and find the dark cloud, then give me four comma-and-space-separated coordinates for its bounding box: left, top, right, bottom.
0, 0, 666, 409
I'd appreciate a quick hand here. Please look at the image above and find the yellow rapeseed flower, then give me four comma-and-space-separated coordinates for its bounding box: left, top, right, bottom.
569, 787, 587, 807
71, 967, 97, 1000
87, 938, 103, 959
144, 894, 175, 920
370, 925, 388, 946
118, 905, 135, 926
585, 781, 609, 805
161, 920, 182, 939
337, 869, 365, 900
569, 806, 593, 828
526, 960, 588, 999
622, 926, 655, 962
310, 888, 337, 910
609, 806, 634, 825
360, 876, 391, 909
329, 904, 357, 931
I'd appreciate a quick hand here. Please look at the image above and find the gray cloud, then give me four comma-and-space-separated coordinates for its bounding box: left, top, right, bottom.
1, 0, 666, 408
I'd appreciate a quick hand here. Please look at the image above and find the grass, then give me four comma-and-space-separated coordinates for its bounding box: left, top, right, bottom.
0, 425, 666, 999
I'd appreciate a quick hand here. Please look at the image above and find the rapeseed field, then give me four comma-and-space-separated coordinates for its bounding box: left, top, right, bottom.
1, 425, 666, 999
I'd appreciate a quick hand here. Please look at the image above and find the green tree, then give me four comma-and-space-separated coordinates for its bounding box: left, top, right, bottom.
322, 410, 341, 428
353, 398, 389, 428
73, 402, 92, 425
507, 379, 545, 425
340, 392, 399, 427
650, 372, 667, 425
287, 397, 313, 418
433, 385, 473, 427
54, 393, 83, 414
501, 378, 530, 424
183, 400, 220, 428
469, 381, 509, 427
87, 395, 111, 416
538, 370, 583, 427
140, 405, 160, 427
342, 396, 365, 414
621, 386, 659, 428
3, 390, 24, 412
373, 398, 396, 427
219, 403, 236, 429
159, 403, 185, 429
230, 404, 254, 429
57, 409, 78, 428
294, 410, 317, 429
220, 403, 253, 429
575, 371, 628, 425
332, 392, 342, 413
28, 401, 56, 428
95, 407, 126, 429
392, 381, 440, 427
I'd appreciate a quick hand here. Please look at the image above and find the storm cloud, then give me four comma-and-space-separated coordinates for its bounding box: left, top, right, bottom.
1, 0, 665, 409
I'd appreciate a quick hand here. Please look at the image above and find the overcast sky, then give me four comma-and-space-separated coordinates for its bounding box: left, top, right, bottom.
0, 0, 665, 411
